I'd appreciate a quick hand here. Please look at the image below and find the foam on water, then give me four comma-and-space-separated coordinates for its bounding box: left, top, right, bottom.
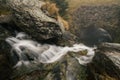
6, 32, 96, 67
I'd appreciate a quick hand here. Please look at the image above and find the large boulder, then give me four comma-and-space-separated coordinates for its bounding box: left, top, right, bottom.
77, 25, 112, 46
3, 0, 63, 41
87, 43, 120, 80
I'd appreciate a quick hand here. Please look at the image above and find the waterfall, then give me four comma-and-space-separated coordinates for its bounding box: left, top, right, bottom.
6, 32, 96, 68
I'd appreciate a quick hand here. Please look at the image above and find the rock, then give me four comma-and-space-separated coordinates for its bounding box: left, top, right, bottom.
0, 0, 120, 80
0, 14, 12, 24
57, 31, 77, 46
77, 25, 112, 46
10, 53, 89, 80
87, 43, 120, 80
0, 25, 13, 80
1, 0, 63, 41
99, 42, 120, 70
72, 4, 120, 43
0, 24, 13, 49
0, 51, 13, 80
87, 53, 119, 80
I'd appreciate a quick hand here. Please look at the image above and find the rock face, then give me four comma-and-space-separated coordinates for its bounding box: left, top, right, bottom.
72, 4, 120, 43
6, 0, 63, 41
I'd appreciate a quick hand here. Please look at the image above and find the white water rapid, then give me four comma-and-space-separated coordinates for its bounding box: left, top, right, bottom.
6, 32, 96, 67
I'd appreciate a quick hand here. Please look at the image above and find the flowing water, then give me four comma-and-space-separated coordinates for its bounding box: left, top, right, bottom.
6, 32, 96, 68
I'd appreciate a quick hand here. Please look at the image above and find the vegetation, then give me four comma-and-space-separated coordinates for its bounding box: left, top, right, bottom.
50, 0, 68, 16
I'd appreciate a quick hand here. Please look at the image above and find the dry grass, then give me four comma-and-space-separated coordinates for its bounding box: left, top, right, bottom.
66, 0, 120, 12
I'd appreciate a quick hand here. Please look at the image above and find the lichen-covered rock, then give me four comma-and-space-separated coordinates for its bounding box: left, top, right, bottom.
6, 0, 63, 41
